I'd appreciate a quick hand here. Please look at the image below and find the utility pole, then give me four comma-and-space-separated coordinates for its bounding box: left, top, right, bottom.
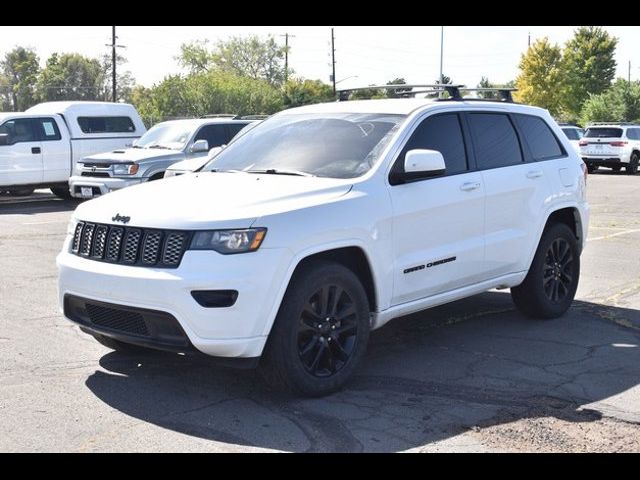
439, 26, 444, 98
106, 26, 126, 103
528, 31, 531, 48
629, 60, 632, 84
331, 28, 336, 95
280, 33, 296, 82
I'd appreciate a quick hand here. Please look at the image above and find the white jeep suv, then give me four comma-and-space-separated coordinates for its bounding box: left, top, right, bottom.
580, 123, 640, 174
57, 92, 589, 396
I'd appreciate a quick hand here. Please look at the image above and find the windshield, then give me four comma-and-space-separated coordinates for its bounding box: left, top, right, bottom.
203, 113, 406, 179
135, 122, 195, 150
584, 127, 623, 138
562, 128, 583, 140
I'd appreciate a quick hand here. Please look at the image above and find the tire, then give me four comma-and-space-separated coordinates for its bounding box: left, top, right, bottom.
50, 186, 72, 200
626, 153, 639, 175
262, 260, 371, 397
586, 164, 597, 174
611, 166, 621, 172
511, 222, 580, 319
8, 187, 34, 197
92, 333, 150, 353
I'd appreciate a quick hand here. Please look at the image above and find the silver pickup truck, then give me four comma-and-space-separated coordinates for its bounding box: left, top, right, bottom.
69, 116, 257, 199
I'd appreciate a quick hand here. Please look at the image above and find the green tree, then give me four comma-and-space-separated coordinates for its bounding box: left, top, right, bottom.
385, 77, 410, 98
100, 53, 136, 103
179, 36, 287, 86
283, 78, 334, 108
477, 76, 496, 99
515, 38, 564, 116
563, 26, 617, 118
580, 79, 640, 125
0, 47, 40, 110
0, 73, 12, 110
36, 53, 105, 102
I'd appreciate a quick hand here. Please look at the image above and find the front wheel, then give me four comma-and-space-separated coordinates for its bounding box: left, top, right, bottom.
511, 223, 580, 319
262, 260, 371, 397
50, 186, 72, 200
626, 153, 639, 175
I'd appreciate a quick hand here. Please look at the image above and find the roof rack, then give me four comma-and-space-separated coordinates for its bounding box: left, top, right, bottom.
201, 114, 237, 119
586, 122, 639, 126
236, 115, 269, 120
337, 84, 517, 103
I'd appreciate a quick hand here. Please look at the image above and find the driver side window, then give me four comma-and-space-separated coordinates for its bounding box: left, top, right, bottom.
0, 118, 37, 145
391, 113, 468, 181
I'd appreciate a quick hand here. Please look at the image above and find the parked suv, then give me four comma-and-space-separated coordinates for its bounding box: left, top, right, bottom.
57, 90, 589, 396
580, 123, 640, 174
69, 116, 256, 199
559, 123, 584, 154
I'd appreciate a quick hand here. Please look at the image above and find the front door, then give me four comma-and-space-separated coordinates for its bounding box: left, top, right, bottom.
389, 112, 486, 305
0, 118, 42, 187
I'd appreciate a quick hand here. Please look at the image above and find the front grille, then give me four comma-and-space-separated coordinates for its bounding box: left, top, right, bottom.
81, 172, 110, 178
71, 222, 190, 268
85, 303, 149, 336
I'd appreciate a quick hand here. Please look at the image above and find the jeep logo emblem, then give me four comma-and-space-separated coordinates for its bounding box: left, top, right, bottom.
112, 214, 131, 224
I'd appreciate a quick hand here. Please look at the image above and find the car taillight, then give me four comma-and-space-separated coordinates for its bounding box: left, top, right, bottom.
578, 141, 589, 147
610, 141, 627, 147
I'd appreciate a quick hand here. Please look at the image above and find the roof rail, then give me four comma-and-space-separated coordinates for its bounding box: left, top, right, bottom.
201, 114, 237, 119
235, 115, 269, 120
458, 87, 517, 103
337, 84, 466, 101
586, 122, 638, 126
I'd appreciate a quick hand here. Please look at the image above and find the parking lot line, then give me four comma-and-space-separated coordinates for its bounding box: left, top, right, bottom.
588, 228, 640, 242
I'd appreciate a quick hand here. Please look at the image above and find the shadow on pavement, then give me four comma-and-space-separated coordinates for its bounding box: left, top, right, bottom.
0, 198, 80, 215
85, 291, 640, 452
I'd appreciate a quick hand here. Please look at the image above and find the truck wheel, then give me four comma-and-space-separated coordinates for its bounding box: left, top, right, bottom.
8, 188, 35, 197
50, 186, 72, 200
587, 164, 597, 174
92, 333, 150, 353
626, 153, 639, 175
262, 260, 371, 397
511, 222, 580, 319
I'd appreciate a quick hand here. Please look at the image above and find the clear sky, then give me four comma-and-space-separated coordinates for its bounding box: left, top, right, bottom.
0, 26, 637, 90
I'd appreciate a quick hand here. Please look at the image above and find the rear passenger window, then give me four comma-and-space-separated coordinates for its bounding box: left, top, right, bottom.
36, 118, 62, 141
227, 123, 249, 140
628, 129, 640, 140
77, 116, 135, 134
514, 114, 564, 161
468, 113, 523, 169
398, 113, 468, 175
195, 125, 228, 148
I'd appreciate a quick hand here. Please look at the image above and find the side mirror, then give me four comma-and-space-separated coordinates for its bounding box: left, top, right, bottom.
402, 149, 446, 181
0, 134, 8, 146
190, 139, 209, 153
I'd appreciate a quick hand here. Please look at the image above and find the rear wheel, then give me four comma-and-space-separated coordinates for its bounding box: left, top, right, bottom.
626, 153, 639, 175
611, 166, 622, 172
8, 187, 34, 196
92, 333, 150, 353
262, 260, 371, 397
512, 222, 580, 319
50, 186, 72, 200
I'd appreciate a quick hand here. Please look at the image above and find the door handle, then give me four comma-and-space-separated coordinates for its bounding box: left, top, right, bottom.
31, 147, 41, 154
526, 170, 543, 179
460, 182, 481, 192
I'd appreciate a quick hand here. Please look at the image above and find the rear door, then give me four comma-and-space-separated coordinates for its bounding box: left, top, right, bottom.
0, 117, 42, 186
468, 112, 553, 279
35, 117, 68, 183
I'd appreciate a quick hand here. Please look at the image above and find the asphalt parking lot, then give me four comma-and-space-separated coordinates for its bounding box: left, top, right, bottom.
1, 173, 639, 452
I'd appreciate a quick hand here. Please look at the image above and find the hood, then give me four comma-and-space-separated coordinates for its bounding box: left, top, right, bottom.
167, 156, 210, 172
82, 147, 185, 164
73, 172, 354, 230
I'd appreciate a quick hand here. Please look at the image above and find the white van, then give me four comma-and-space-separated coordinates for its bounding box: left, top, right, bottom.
0, 102, 146, 198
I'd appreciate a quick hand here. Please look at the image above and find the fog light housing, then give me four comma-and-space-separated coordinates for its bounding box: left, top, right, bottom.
191, 290, 238, 308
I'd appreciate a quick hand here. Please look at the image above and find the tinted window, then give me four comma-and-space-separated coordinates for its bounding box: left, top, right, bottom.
36, 118, 61, 141
627, 128, 640, 140
515, 114, 564, 160
562, 128, 581, 141
195, 125, 228, 148
0, 118, 36, 144
228, 122, 250, 140
397, 113, 468, 175
468, 113, 522, 169
584, 127, 623, 138
77, 116, 135, 134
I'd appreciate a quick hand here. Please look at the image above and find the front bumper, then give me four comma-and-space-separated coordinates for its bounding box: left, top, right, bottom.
69, 175, 143, 198
57, 245, 292, 358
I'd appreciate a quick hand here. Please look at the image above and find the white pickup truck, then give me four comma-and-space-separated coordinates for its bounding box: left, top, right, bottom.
0, 102, 146, 198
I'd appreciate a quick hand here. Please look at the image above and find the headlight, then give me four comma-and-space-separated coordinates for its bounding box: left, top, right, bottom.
113, 164, 139, 175
190, 228, 267, 254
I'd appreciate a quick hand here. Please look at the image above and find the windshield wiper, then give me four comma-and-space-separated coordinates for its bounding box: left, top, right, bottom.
148, 145, 172, 150
245, 169, 315, 177
131, 145, 144, 149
